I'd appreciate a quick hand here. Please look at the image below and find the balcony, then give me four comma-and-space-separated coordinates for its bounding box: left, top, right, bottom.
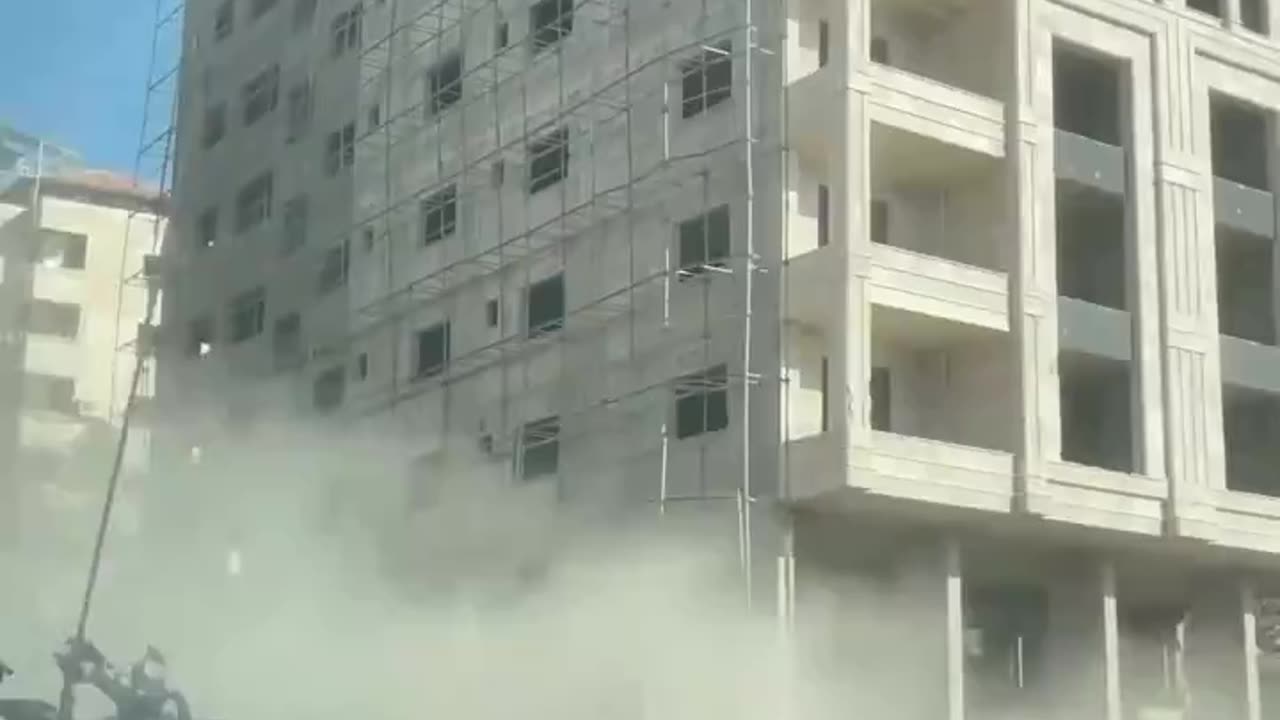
868, 245, 1008, 334
867, 65, 1005, 161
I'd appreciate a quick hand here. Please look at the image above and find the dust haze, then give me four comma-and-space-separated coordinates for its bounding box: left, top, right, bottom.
0, 422, 836, 720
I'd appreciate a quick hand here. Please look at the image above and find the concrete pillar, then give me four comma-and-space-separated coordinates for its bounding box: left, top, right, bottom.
1043, 559, 1121, 720
881, 539, 955, 720
1225, 0, 1243, 28
1160, 11, 1228, 536
1184, 578, 1259, 720
1008, 0, 1060, 509
836, 0, 872, 466
944, 540, 965, 720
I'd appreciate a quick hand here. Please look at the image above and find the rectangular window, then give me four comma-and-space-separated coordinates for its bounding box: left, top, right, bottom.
427, 51, 463, 115
235, 171, 273, 233
228, 287, 266, 343
870, 366, 891, 431
871, 199, 889, 245
870, 36, 889, 64
528, 126, 569, 194
520, 415, 560, 480
491, 160, 505, 188
286, 81, 312, 142
414, 321, 450, 379
293, 0, 317, 29
317, 240, 350, 294
526, 273, 565, 337
675, 364, 729, 439
187, 315, 214, 358
486, 298, 499, 328
367, 103, 381, 130
495, 20, 509, 49
23, 373, 77, 414
681, 40, 732, 119
421, 184, 457, 245
37, 230, 88, 270
325, 122, 356, 175
251, 0, 278, 19
203, 103, 227, 148
198, 207, 218, 248
22, 300, 80, 339
678, 204, 731, 277
215, 0, 234, 40
530, 0, 573, 53
242, 64, 280, 127
818, 20, 830, 67
282, 194, 308, 254
313, 366, 346, 412
272, 312, 302, 369
331, 4, 363, 57
817, 184, 830, 247
355, 352, 369, 380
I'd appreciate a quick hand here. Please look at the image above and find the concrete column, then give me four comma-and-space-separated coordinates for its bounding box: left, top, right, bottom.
1007, 0, 1058, 508
1184, 578, 1258, 720
882, 539, 954, 720
944, 540, 965, 720
837, 0, 873, 463
1225, 0, 1243, 28
1159, 11, 1227, 535
1043, 559, 1121, 720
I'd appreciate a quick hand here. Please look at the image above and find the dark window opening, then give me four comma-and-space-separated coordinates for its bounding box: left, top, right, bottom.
317, 240, 350, 294
356, 352, 369, 380
242, 64, 280, 127
313, 366, 346, 412
520, 415, 560, 480
421, 184, 458, 245
675, 364, 730, 440
528, 126, 569, 194
486, 299, 499, 328
282, 194, 308, 254
215, 0, 234, 40
1187, 0, 1224, 19
228, 287, 266, 343
870, 36, 889, 64
818, 20, 830, 68
331, 4, 363, 56
1216, 229, 1276, 345
1242, 0, 1268, 32
492, 160, 505, 187
368, 103, 381, 130
37, 230, 87, 270
1223, 387, 1280, 496
1060, 353, 1135, 473
427, 51, 463, 115
325, 122, 356, 175
23, 373, 77, 414
1211, 95, 1271, 191
526, 273, 565, 337
530, 0, 573, 53
678, 204, 731, 278
965, 584, 1049, 712
286, 81, 313, 142
273, 312, 302, 369
495, 20, 509, 49
1056, 185, 1127, 311
871, 199, 889, 245
234, 171, 274, 234
681, 40, 732, 119
817, 184, 830, 247
1053, 43, 1123, 147
203, 104, 227, 148
414, 321, 450, 379
22, 300, 80, 339
870, 366, 891, 431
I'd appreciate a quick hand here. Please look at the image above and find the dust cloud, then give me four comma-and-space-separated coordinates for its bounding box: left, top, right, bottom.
0, 423, 819, 720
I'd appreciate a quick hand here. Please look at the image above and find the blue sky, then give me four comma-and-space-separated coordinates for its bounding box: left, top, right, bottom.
1, 2, 160, 174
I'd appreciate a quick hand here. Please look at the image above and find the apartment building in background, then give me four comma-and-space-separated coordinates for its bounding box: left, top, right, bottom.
157, 0, 1280, 717
0, 169, 164, 551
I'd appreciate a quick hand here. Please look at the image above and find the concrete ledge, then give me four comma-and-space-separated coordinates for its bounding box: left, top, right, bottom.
868, 245, 1010, 333
865, 65, 1006, 159
851, 431, 1015, 513
1031, 461, 1166, 535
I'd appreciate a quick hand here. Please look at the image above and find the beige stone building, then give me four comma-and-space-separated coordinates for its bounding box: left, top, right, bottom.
0, 170, 164, 551
157, 0, 1280, 717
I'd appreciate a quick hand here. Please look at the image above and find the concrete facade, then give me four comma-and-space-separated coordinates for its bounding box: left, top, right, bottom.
0, 171, 163, 550
161, 0, 1280, 717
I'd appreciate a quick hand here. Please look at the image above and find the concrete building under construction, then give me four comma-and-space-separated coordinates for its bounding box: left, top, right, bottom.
152, 0, 1280, 717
